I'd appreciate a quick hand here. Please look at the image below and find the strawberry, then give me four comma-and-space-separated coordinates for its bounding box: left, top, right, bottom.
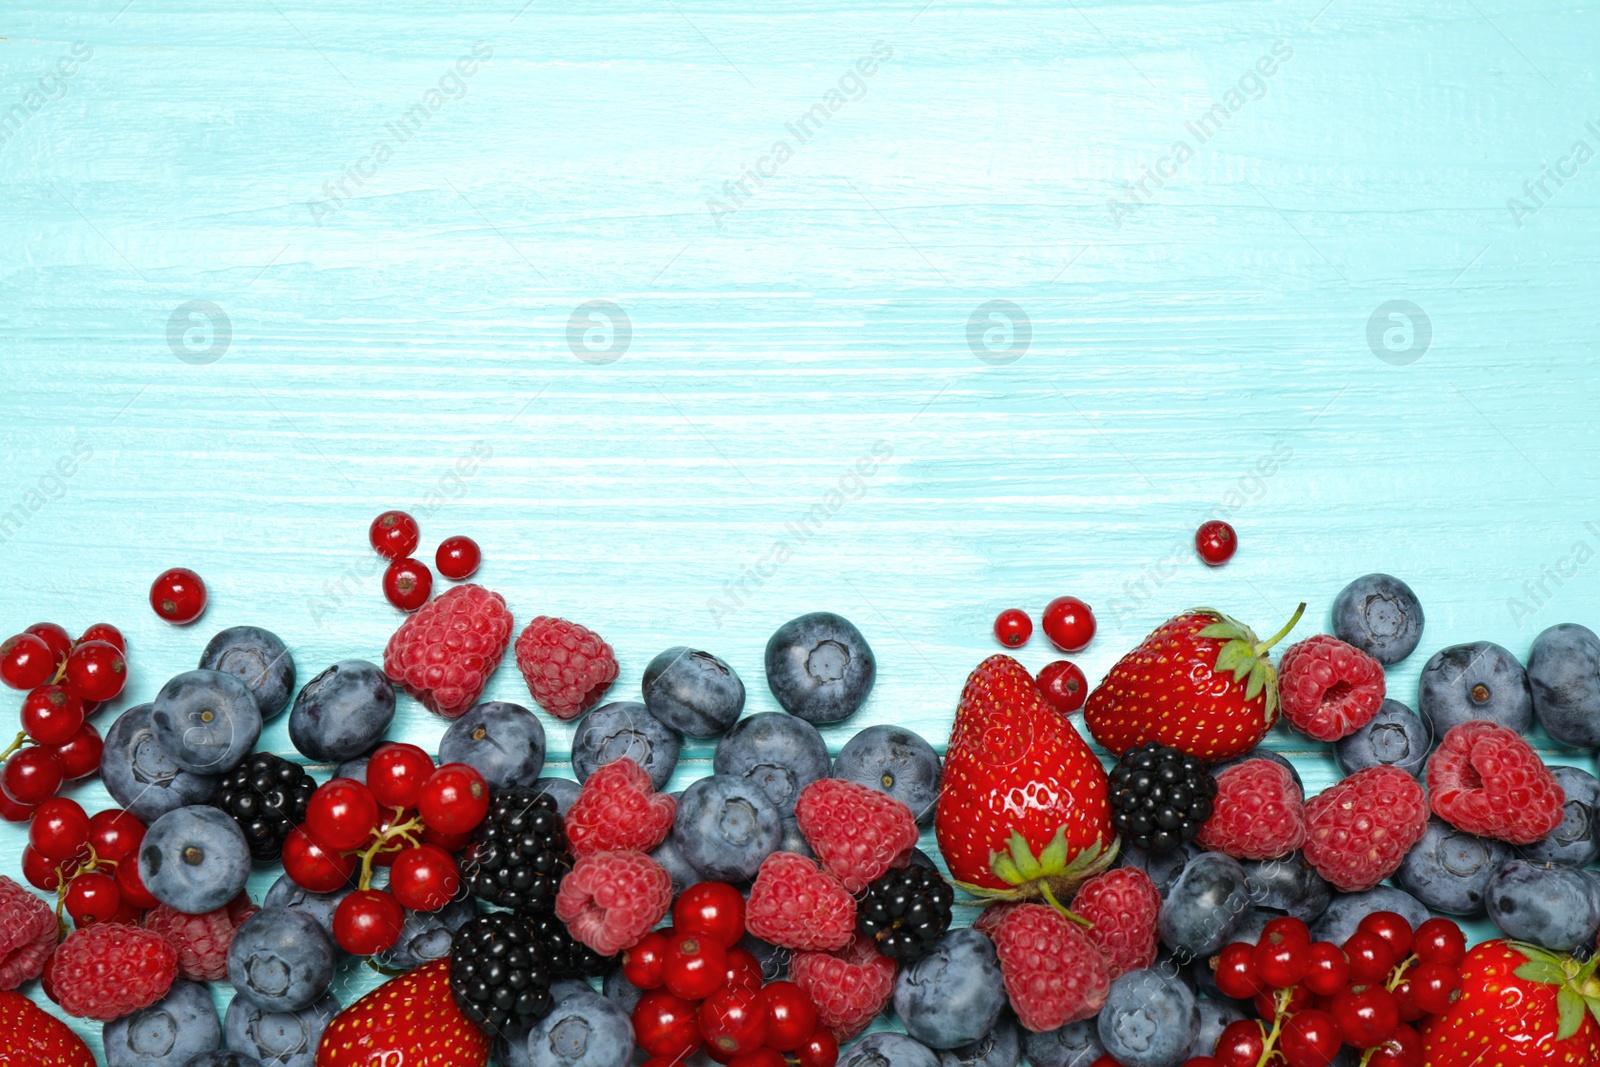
316, 958, 490, 1067
0, 991, 95, 1066
1423, 939, 1600, 1066
1083, 604, 1304, 761
935, 655, 1113, 906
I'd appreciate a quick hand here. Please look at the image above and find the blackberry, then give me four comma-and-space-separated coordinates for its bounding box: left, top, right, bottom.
462, 787, 572, 914
855, 865, 954, 960
530, 912, 611, 978
448, 912, 554, 1034
211, 751, 316, 861
1109, 741, 1217, 853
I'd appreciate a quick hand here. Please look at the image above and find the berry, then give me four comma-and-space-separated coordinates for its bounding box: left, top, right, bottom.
79, 622, 125, 651
1070, 866, 1160, 979
1278, 634, 1386, 741
1281, 1008, 1343, 1067
22, 686, 85, 745
149, 669, 262, 775
1311, 886, 1430, 946
1528, 622, 1600, 746
435, 534, 481, 579
1343, 931, 1396, 984
22, 842, 76, 890
713, 712, 831, 815
227, 907, 336, 1011
764, 612, 878, 725
334, 888, 405, 955
832, 724, 942, 827
282, 826, 357, 892
448, 911, 554, 1033
1037, 660, 1088, 714
624, 930, 670, 989
528, 989, 634, 1067
462, 786, 572, 913
633, 989, 702, 1058
674, 881, 747, 948
798, 1028, 840, 1067
1156, 852, 1251, 959
45, 922, 178, 1020
63, 871, 120, 925
1427, 721, 1564, 844
1413, 918, 1467, 967
1195, 520, 1238, 565
796, 777, 919, 893
384, 583, 514, 719
1096, 968, 1199, 1067
1395, 816, 1509, 915
993, 609, 1032, 648
672, 774, 784, 883
1041, 596, 1096, 652
1333, 698, 1430, 779
141, 895, 257, 981
418, 762, 489, 834
288, 659, 397, 762
149, 567, 207, 624
557, 849, 673, 956
892, 928, 1005, 1049
0, 989, 95, 1064
102, 979, 222, 1067
212, 751, 316, 861
305, 777, 379, 852
138, 805, 252, 915
376, 898, 474, 972
1213, 942, 1262, 999
1398, 960, 1459, 1015
572, 700, 681, 788
515, 615, 620, 721
855, 864, 952, 961
24, 622, 71, 667
383, 556, 433, 612
790, 934, 897, 1041
367, 741, 436, 808
1332, 573, 1424, 665
1304, 940, 1351, 996
1418, 640, 1533, 735
1214, 1020, 1267, 1067
28, 796, 89, 860
566, 756, 677, 856
62, 639, 127, 702
1331, 985, 1399, 1048
47, 724, 100, 781
1486, 860, 1600, 953
0, 874, 57, 989
761, 981, 818, 1051
1, 746, 61, 805
199, 624, 296, 720
369, 510, 420, 559
1108, 742, 1217, 854
643, 646, 747, 737
700, 984, 768, 1053
1523, 764, 1600, 867
745, 852, 857, 952
438, 700, 546, 791
1357, 910, 1413, 958
0, 791, 36, 824
1253, 926, 1310, 989
0, 633, 54, 690
390, 843, 461, 912
1196, 758, 1306, 860
101, 704, 218, 824
1303, 765, 1430, 892
319, 958, 490, 1067
1423, 939, 1600, 1066
990, 903, 1110, 1032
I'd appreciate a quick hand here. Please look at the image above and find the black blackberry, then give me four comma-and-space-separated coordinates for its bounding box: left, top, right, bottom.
530, 912, 611, 979
855, 865, 954, 960
461, 787, 572, 914
212, 752, 316, 861
448, 912, 554, 1034
1109, 741, 1217, 853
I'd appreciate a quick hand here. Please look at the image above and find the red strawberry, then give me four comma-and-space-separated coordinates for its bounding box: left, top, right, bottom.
316, 958, 490, 1067
1423, 939, 1600, 1066
0, 991, 95, 1066
935, 655, 1113, 905
1083, 604, 1305, 761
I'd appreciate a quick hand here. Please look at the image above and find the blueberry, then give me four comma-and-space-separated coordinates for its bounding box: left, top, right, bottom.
938, 1013, 1021, 1067
438, 701, 546, 790
778, 816, 815, 859
1521, 765, 1600, 867
839, 1033, 941, 1067
671, 774, 783, 882
650, 834, 702, 895
1118, 842, 1201, 897
1192, 999, 1246, 1060
832, 725, 942, 825
374, 898, 475, 971
1334, 699, 1430, 778
521, 990, 633, 1067
222, 992, 339, 1067
1395, 817, 1511, 916
261, 876, 353, 945
765, 612, 876, 724
227, 908, 337, 1012
1529, 623, 1600, 747
103, 980, 221, 1067
642, 647, 746, 737
185, 1054, 263, 1067
199, 626, 296, 721
601, 969, 645, 1017
713, 712, 831, 815
139, 806, 251, 914
1157, 852, 1250, 961
1418, 641, 1533, 736
1022, 1020, 1104, 1067
288, 660, 396, 763
551, 979, 596, 1003
1209, 748, 1302, 791
1096, 967, 1198, 1067
1486, 859, 1600, 953
1309, 885, 1430, 945
533, 777, 582, 816
1332, 573, 1425, 664
738, 932, 791, 982
1240, 853, 1331, 923
893, 928, 1006, 1049
334, 755, 370, 782
151, 670, 263, 775
571, 701, 680, 789
102, 704, 218, 823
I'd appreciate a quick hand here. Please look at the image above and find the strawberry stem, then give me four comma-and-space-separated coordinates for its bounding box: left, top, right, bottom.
1037, 881, 1092, 927
1252, 603, 1306, 656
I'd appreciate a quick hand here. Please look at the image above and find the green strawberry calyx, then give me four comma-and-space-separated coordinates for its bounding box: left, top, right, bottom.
1510, 941, 1600, 1039
1192, 603, 1306, 722
952, 829, 1118, 923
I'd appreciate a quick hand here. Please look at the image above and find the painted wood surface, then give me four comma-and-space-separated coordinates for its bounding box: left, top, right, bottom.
3, 0, 1599, 1059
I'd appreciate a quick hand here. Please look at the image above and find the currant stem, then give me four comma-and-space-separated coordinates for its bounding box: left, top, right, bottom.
353, 807, 425, 892
1386, 954, 1417, 992
1253, 603, 1307, 656
0, 731, 29, 762
1252, 988, 1293, 1067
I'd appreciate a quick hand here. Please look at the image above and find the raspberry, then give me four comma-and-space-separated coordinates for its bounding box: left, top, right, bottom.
514, 616, 618, 721
0, 875, 55, 990
990, 902, 1111, 1032
1069, 867, 1159, 979
1426, 721, 1565, 844
794, 778, 919, 893
974, 901, 1022, 939
141, 893, 257, 981
564, 758, 676, 857
745, 852, 857, 952
44, 923, 178, 1021
1303, 765, 1430, 892
790, 934, 897, 1041
554, 849, 671, 957
1278, 635, 1387, 741
383, 584, 514, 719
1196, 758, 1308, 860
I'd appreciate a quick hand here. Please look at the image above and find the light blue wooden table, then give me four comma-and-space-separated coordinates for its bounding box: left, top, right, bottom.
3, 0, 1598, 1059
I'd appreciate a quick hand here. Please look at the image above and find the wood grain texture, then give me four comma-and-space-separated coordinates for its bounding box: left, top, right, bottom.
3, 0, 1599, 1058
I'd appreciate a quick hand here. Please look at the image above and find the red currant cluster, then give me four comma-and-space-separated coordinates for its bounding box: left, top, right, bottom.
20, 797, 155, 926
625, 882, 837, 1067
990, 597, 1093, 713
1206, 911, 1467, 1067
369, 510, 482, 612
0, 622, 126, 818
281, 742, 487, 955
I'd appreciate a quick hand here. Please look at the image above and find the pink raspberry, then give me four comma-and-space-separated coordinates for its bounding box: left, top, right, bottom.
790, 934, 897, 1040
1278, 635, 1387, 741
1069, 867, 1159, 979
141, 893, 257, 981
0, 875, 55, 991
44, 923, 178, 1021
973, 901, 1023, 940
383, 584, 514, 719
1196, 758, 1308, 860
990, 902, 1111, 1032
1303, 765, 1430, 892
555, 850, 671, 956
1426, 721, 1565, 844
514, 616, 618, 721
565, 758, 676, 857
744, 852, 857, 952
794, 778, 919, 893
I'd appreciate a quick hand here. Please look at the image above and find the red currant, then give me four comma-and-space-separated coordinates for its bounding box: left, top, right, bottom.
1331, 984, 1400, 1048
759, 981, 816, 1051
63, 641, 126, 702
78, 623, 125, 652
420, 823, 474, 853
1365, 1023, 1423, 1067
283, 826, 357, 892
0, 634, 55, 691
723, 947, 763, 990
1254, 982, 1313, 1020
49, 723, 102, 780
624, 931, 671, 990
87, 808, 145, 863
24, 623, 72, 669
0, 790, 37, 823
1356, 911, 1414, 960
674, 882, 746, 948
64, 871, 121, 925
28, 797, 90, 860
305, 778, 380, 852
662, 933, 729, 1000
795, 1030, 837, 1067
1261, 916, 1311, 944
1195, 520, 1238, 566
22, 686, 86, 745
436, 536, 481, 580
367, 743, 435, 809
389, 843, 460, 912
1211, 1020, 1266, 1067
149, 567, 207, 624
2, 747, 61, 805
1343, 931, 1397, 985
633, 990, 703, 1059
369, 511, 420, 561
1281, 1008, 1342, 1067
333, 889, 405, 955
1412, 918, 1466, 968
115, 857, 160, 909
1304, 941, 1351, 996
1397, 960, 1457, 1015
22, 844, 78, 891
382, 557, 433, 612
1254, 929, 1311, 989
105, 900, 144, 926
417, 763, 488, 835
1213, 942, 1262, 999
1041, 596, 1096, 652
729, 1051, 786, 1067
1036, 660, 1088, 713
992, 609, 1032, 648
699, 986, 768, 1055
